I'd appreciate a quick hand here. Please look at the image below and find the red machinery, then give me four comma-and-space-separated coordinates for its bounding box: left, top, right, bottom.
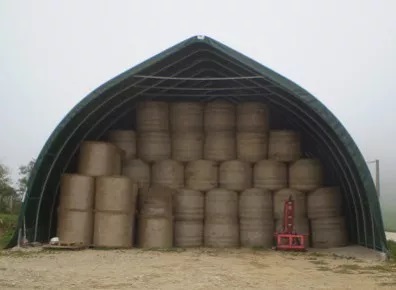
273, 196, 308, 251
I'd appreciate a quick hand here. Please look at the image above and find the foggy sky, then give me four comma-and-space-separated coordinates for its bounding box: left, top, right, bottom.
0, 0, 395, 202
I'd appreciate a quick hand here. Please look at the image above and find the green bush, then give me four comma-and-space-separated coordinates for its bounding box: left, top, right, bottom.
0, 214, 18, 249
388, 240, 396, 260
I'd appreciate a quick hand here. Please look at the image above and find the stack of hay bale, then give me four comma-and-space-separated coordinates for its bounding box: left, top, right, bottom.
264, 131, 310, 242
94, 176, 137, 248
287, 158, 323, 246
307, 187, 347, 248
171, 102, 205, 247
173, 188, 205, 247
184, 159, 218, 246
57, 141, 138, 248
138, 185, 174, 248
267, 132, 347, 248
56, 99, 348, 250
136, 101, 171, 163
134, 101, 177, 248
136, 101, 183, 193
203, 101, 240, 247
56, 174, 94, 246
236, 102, 273, 247
109, 129, 148, 208
239, 188, 273, 247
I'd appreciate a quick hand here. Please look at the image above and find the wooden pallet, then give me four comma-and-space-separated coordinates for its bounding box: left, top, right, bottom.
43, 241, 87, 251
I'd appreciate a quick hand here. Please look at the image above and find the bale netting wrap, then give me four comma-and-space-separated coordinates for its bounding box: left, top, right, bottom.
93, 211, 134, 248
136, 101, 169, 132
137, 131, 171, 162
268, 130, 301, 162
151, 159, 184, 189
236, 102, 269, 132
185, 160, 218, 191
205, 189, 238, 220
204, 100, 236, 131
107, 130, 136, 160
240, 218, 274, 248
95, 176, 138, 212
236, 132, 268, 163
308, 187, 342, 219
239, 188, 273, 219
204, 217, 239, 248
171, 132, 203, 162
219, 160, 252, 191
273, 188, 307, 219
170, 102, 203, 132
58, 174, 95, 211
204, 131, 236, 162
253, 160, 287, 191
174, 189, 204, 221
174, 220, 203, 247
77, 141, 121, 176
56, 208, 93, 245
311, 216, 348, 248
289, 158, 323, 191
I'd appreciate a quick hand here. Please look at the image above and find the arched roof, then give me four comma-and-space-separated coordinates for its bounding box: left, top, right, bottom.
9, 36, 387, 252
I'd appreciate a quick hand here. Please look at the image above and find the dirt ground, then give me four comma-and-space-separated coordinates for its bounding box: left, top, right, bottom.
0, 248, 395, 290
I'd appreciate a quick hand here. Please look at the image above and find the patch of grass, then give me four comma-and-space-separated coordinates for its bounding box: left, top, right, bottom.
310, 260, 328, 265
388, 240, 396, 260
308, 252, 326, 257
331, 264, 366, 275
332, 269, 354, 274
41, 247, 87, 253
316, 266, 331, 271
0, 250, 45, 258
379, 282, 396, 287
336, 264, 363, 271
0, 214, 18, 249
334, 262, 396, 275
141, 247, 186, 253
356, 270, 376, 274
251, 246, 271, 251
364, 264, 395, 273
92, 246, 124, 251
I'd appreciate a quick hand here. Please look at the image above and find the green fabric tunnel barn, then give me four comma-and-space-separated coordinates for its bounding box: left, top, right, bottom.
8, 35, 387, 252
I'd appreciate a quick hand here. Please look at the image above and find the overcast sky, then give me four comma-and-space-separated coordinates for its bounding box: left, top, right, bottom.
0, 0, 395, 201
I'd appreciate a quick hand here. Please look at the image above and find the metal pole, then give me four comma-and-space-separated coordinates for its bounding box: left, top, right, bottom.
366, 159, 380, 197
375, 159, 380, 197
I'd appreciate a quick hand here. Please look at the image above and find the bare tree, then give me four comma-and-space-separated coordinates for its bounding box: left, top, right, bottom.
0, 163, 16, 212
16, 158, 36, 199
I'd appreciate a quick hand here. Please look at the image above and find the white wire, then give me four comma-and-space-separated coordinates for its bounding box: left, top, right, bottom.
134, 84, 262, 91
132, 75, 266, 80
